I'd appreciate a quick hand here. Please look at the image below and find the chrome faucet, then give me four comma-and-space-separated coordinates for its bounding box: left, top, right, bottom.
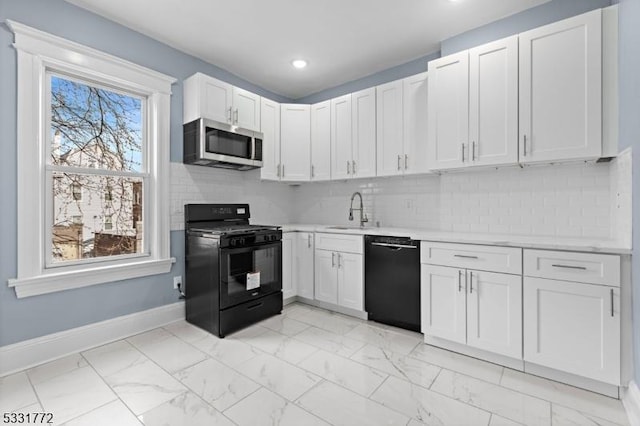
349, 192, 369, 227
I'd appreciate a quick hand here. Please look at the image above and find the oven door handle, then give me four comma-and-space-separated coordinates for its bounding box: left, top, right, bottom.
221, 241, 281, 255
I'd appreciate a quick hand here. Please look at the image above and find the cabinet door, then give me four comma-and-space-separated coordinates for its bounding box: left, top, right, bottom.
282, 233, 296, 300
427, 51, 469, 171
314, 250, 338, 304
337, 252, 364, 311
296, 232, 315, 300
233, 87, 261, 131
519, 9, 602, 163
469, 36, 518, 167
376, 80, 403, 177
466, 270, 522, 358
311, 101, 331, 181
352, 88, 377, 178
421, 265, 466, 343
403, 72, 429, 175
198, 74, 233, 124
523, 277, 620, 385
280, 104, 311, 182
331, 94, 352, 179
260, 98, 281, 181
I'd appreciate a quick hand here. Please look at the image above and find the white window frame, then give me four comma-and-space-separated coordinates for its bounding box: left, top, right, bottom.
7, 21, 176, 298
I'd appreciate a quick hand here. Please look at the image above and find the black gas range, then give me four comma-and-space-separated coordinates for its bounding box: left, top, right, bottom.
184, 204, 283, 337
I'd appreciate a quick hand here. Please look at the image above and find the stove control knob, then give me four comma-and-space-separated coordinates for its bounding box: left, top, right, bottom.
239, 238, 245, 245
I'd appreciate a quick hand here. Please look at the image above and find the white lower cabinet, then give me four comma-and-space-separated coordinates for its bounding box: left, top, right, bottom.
314, 233, 364, 312
295, 232, 315, 299
282, 233, 296, 300
523, 276, 620, 385
314, 249, 338, 304
314, 250, 364, 311
421, 264, 522, 359
421, 265, 466, 343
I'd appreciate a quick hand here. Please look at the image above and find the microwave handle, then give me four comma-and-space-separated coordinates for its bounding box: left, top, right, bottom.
251, 137, 256, 160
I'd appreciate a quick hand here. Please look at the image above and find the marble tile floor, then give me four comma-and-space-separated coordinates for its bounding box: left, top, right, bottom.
0, 302, 631, 426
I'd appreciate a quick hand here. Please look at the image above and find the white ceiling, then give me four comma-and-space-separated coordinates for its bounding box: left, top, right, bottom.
66, 0, 550, 99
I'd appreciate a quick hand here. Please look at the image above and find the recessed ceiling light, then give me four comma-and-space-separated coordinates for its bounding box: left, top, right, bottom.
292, 59, 307, 69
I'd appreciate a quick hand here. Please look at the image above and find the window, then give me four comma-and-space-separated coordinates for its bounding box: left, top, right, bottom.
71, 182, 82, 201
8, 21, 176, 298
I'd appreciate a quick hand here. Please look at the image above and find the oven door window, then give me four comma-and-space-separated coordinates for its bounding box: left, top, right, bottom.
206, 128, 251, 159
220, 242, 282, 308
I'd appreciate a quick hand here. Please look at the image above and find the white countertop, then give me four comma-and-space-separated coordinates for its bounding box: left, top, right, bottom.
278, 224, 631, 255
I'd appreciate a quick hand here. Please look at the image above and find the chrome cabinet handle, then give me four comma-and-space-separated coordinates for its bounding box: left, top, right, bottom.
551, 264, 587, 270
234, 108, 239, 124
347, 161, 351, 174
282, 164, 285, 177
337, 253, 342, 268
472, 141, 476, 161
276, 164, 281, 177
227, 106, 232, 122
352, 160, 356, 174
611, 288, 614, 317
311, 165, 315, 178
454, 254, 478, 259
523, 135, 527, 156
332, 252, 335, 267
404, 154, 408, 170
307, 234, 311, 248
469, 271, 473, 294
461, 143, 465, 162
397, 155, 401, 170
458, 270, 462, 292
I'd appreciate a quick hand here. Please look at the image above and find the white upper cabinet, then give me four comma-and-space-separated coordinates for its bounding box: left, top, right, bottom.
260, 97, 281, 181
184, 73, 232, 124
403, 72, 429, 174
519, 9, 602, 163
376, 80, 404, 177
427, 51, 469, 170
331, 94, 353, 179
280, 104, 311, 182
469, 36, 518, 167
232, 87, 261, 132
377, 73, 430, 176
351, 87, 377, 178
311, 100, 331, 181
183, 73, 261, 131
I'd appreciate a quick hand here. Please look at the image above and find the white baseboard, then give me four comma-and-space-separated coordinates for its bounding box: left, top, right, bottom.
0, 302, 185, 377
623, 380, 640, 426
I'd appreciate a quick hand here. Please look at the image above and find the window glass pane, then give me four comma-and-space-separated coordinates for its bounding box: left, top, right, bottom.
52, 172, 143, 263
50, 75, 143, 172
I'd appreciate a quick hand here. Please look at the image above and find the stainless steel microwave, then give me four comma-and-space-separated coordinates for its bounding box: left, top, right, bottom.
183, 118, 263, 170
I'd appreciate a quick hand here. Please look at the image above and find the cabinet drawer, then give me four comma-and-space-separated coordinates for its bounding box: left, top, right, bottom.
421, 242, 522, 275
315, 233, 363, 254
523, 249, 620, 287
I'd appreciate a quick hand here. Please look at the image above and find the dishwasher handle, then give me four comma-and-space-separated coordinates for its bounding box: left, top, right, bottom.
370, 242, 418, 250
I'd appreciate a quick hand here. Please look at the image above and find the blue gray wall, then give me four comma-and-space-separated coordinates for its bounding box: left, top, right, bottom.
617, 0, 640, 384
0, 0, 290, 346
295, 0, 612, 105
440, 0, 612, 55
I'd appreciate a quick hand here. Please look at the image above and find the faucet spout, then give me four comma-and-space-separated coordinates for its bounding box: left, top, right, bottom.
348, 192, 369, 227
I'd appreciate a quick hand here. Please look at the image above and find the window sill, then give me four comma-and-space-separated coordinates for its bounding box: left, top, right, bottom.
8, 257, 176, 298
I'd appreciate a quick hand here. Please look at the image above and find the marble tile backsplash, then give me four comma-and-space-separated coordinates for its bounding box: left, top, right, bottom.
171, 158, 631, 242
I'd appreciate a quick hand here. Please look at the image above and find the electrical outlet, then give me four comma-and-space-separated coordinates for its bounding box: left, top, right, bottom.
173, 275, 182, 289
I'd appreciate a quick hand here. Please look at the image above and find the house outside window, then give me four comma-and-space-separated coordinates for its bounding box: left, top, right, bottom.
8, 21, 175, 298
71, 182, 82, 201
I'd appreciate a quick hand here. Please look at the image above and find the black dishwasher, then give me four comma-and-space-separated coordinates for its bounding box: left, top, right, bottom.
365, 235, 421, 332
